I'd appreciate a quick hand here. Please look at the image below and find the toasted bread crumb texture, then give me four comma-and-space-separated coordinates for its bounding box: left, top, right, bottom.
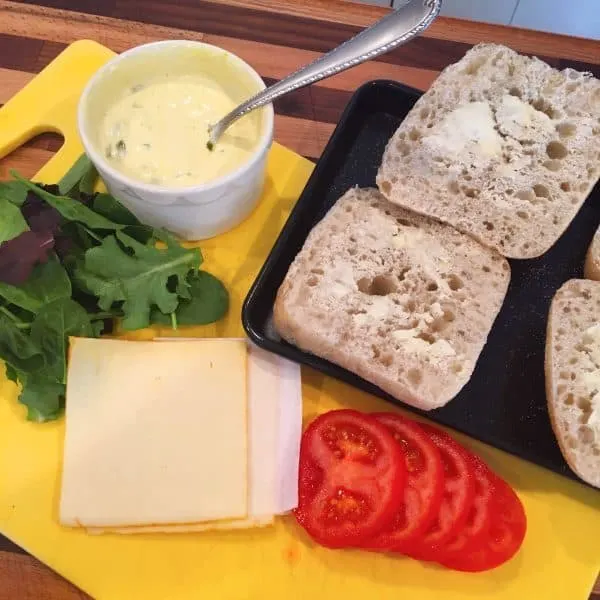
377, 43, 600, 259
547, 279, 600, 488
584, 226, 600, 281
273, 187, 510, 410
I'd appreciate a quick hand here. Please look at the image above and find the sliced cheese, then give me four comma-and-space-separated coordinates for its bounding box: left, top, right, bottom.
86, 516, 274, 535
61, 337, 303, 535
248, 343, 302, 514
59, 338, 248, 528
159, 339, 303, 516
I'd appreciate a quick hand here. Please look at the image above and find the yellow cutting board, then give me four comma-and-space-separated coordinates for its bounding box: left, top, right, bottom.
0, 40, 599, 600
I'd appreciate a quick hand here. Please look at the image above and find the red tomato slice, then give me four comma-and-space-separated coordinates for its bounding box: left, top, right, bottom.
294, 409, 407, 548
434, 455, 496, 560
438, 473, 527, 572
362, 413, 444, 552
406, 424, 475, 561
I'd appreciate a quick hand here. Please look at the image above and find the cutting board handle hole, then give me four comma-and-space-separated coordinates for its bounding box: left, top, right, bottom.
0, 132, 64, 180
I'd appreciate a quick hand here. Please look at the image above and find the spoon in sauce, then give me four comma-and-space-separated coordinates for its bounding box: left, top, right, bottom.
207, 0, 441, 150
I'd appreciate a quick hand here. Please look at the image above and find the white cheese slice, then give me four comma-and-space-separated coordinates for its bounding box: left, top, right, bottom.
86, 516, 274, 535
160, 338, 302, 516
158, 338, 302, 518
64, 337, 303, 535
59, 338, 248, 528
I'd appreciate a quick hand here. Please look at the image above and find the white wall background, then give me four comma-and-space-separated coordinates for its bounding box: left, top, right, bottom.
359, 0, 600, 40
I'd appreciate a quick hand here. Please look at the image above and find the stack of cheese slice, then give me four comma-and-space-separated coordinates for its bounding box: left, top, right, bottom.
59, 337, 302, 534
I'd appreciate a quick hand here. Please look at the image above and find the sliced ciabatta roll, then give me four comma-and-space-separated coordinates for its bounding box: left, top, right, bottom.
545, 279, 600, 488
273, 187, 510, 411
584, 226, 600, 281
377, 43, 600, 259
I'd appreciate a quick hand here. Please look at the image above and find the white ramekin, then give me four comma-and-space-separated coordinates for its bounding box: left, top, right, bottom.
78, 40, 274, 241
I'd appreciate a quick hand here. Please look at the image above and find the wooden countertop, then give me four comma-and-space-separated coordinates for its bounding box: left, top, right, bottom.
0, 0, 598, 598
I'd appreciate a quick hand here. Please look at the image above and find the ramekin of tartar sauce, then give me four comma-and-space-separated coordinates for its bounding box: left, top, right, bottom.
78, 40, 274, 240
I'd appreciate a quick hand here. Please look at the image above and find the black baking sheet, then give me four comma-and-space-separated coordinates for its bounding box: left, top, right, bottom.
242, 80, 600, 485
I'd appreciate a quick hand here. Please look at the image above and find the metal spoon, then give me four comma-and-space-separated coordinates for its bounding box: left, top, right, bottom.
207, 0, 442, 149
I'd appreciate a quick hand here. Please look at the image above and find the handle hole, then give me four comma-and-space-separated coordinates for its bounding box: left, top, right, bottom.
0, 132, 64, 180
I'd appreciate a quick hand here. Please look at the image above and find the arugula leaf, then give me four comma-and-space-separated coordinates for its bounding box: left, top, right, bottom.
5, 363, 18, 383
151, 270, 229, 327
30, 298, 94, 383
12, 173, 124, 232
79, 162, 98, 196
90, 195, 157, 244
0, 312, 44, 373
58, 154, 95, 196
92, 193, 142, 226
91, 318, 109, 337
175, 275, 192, 300
0, 197, 28, 243
74, 232, 202, 330
18, 374, 65, 422
0, 255, 71, 313
0, 180, 28, 206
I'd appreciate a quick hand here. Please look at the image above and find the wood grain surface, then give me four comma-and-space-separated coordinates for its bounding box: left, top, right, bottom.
0, 0, 598, 598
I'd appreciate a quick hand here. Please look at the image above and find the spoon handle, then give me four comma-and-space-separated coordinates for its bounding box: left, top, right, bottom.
209, 0, 441, 143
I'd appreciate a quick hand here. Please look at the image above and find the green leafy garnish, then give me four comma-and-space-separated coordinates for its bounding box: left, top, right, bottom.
151, 270, 229, 327
12, 173, 124, 232
0, 197, 28, 243
18, 375, 65, 422
30, 298, 94, 383
79, 162, 99, 195
75, 232, 201, 330
58, 154, 96, 197
0, 180, 29, 206
0, 155, 229, 422
0, 256, 71, 313
0, 313, 44, 373
92, 193, 142, 226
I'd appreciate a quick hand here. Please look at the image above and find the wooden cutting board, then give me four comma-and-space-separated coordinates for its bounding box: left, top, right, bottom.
0, 39, 599, 600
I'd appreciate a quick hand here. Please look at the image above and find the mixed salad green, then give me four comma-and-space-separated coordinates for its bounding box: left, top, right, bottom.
0, 156, 229, 422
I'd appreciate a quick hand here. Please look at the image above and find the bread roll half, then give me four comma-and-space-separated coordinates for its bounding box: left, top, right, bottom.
377, 43, 600, 259
545, 279, 600, 488
274, 187, 510, 411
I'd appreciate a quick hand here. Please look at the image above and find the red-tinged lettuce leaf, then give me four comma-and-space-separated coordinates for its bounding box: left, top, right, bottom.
21, 192, 63, 236
0, 230, 55, 285
0, 255, 71, 314
13, 173, 124, 232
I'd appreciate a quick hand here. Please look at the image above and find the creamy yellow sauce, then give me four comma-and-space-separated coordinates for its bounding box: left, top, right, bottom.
99, 74, 259, 187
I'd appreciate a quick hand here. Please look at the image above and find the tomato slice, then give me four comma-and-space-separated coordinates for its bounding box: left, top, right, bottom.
406, 424, 475, 561
362, 413, 444, 552
434, 455, 495, 561
438, 473, 527, 572
293, 409, 406, 548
